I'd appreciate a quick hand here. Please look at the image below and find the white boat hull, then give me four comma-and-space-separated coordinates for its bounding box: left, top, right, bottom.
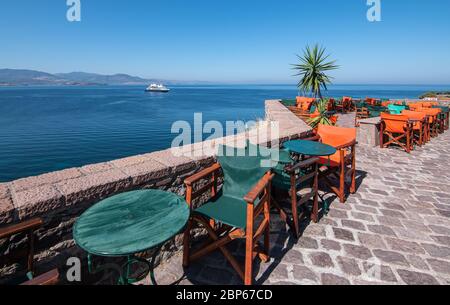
145, 88, 170, 93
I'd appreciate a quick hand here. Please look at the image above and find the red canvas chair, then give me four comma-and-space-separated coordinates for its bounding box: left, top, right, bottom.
310, 125, 357, 203
0, 218, 59, 285
380, 113, 414, 153
335, 96, 352, 113
365, 97, 377, 106
402, 110, 429, 146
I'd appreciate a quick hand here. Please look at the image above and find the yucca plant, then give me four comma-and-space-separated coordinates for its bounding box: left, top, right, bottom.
307, 98, 336, 129
293, 44, 339, 99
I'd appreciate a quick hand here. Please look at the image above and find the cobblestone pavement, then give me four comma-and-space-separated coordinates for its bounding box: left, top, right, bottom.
147, 114, 450, 286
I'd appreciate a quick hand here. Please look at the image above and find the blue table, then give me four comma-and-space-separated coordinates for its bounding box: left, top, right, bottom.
73, 190, 189, 285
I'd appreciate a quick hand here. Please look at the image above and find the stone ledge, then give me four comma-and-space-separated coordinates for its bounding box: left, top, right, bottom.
11, 168, 83, 193
0, 100, 310, 223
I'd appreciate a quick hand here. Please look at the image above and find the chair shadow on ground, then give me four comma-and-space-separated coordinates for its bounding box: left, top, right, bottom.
183, 169, 368, 285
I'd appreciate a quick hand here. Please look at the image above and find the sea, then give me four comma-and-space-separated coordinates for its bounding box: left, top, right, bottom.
0, 84, 449, 182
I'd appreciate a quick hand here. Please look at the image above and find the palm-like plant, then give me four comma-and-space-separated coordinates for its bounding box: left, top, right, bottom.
293, 44, 339, 99
307, 98, 335, 129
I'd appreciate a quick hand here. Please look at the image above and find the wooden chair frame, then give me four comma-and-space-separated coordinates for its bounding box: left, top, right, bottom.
0, 218, 59, 285
307, 135, 357, 203
271, 158, 319, 238
355, 107, 370, 127
427, 113, 439, 138
183, 163, 274, 285
413, 117, 430, 146
335, 98, 352, 113
380, 117, 414, 153
321, 141, 356, 203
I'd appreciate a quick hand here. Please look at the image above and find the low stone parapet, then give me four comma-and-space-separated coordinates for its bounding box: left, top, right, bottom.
0, 99, 312, 283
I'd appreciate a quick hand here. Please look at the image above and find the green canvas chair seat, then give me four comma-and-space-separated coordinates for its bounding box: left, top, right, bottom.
196, 194, 249, 229
193, 144, 270, 229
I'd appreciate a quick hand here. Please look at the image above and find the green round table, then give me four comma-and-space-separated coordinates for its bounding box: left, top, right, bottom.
283, 140, 337, 157
73, 190, 189, 285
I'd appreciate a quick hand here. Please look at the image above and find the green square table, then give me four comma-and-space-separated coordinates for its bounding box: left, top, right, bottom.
73, 190, 189, 285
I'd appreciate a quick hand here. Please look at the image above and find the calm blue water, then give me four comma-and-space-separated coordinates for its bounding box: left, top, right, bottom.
0, 84, 449, 182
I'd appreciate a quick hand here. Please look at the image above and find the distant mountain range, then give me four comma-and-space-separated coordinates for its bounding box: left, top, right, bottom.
0, 69, 182, 86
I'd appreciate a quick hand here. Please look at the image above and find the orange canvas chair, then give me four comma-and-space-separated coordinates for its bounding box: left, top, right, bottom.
402, 110, 429, 146
408, 102, 422, 111
313, 125, 357, 203
380, 113, 414, 153
296, 97, 315, 112
365, 98, 377, 106
421, 102, 433, 108
415, 107, 441, 138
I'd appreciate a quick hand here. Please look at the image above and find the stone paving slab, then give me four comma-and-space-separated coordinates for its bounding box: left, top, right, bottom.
151, 115, 450, 285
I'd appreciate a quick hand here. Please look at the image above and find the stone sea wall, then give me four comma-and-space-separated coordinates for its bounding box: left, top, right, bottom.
0, 100, 311, 282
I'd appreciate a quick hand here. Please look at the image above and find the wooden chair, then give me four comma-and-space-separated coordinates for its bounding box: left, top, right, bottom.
402, 110, 429, 146
296, 97, 315, 113
434, 106, 450, 131
365, 97, 377, 106
380, 113, 414, 153
309, 125, 357, 203
415, 108, 441, 138
183, 145, 274, 285
271, 150, 319, 238
335, 96, 352, 113
0, 218, 59, 285
355, 105, 370, 127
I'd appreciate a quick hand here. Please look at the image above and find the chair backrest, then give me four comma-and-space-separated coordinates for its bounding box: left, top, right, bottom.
402, 110, 426, 120
381, 113, 409, 133
296, 97, 315, 111
317, 124, 356, 148
327, 98, 336, 111
388, 104, 406, 114
366, 98, 376, 105
343, 96, 352, 102
408, 102, 422, 111
217, 145, 269, 200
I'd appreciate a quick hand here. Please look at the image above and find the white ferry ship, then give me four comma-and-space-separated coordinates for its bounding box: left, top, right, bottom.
145, 83, 170, 93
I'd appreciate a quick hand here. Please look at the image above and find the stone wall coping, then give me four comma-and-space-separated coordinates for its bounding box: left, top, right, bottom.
0, 100, 311, 225
359, 117, 381, 125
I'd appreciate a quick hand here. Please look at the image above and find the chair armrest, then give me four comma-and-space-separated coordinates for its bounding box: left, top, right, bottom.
0, 218, 43, 239
334, 139, 357, 150
244, 172, 274, 204
20, 269, 59, 286
301, 135, 320, 142
184, 163, 221, 186
285, 157, 319, 173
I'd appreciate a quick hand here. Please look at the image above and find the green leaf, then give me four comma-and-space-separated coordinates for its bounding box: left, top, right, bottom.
292, 44, 339, 98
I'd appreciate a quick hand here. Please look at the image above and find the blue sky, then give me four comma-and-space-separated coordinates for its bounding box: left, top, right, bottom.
1, 0, 449, 84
